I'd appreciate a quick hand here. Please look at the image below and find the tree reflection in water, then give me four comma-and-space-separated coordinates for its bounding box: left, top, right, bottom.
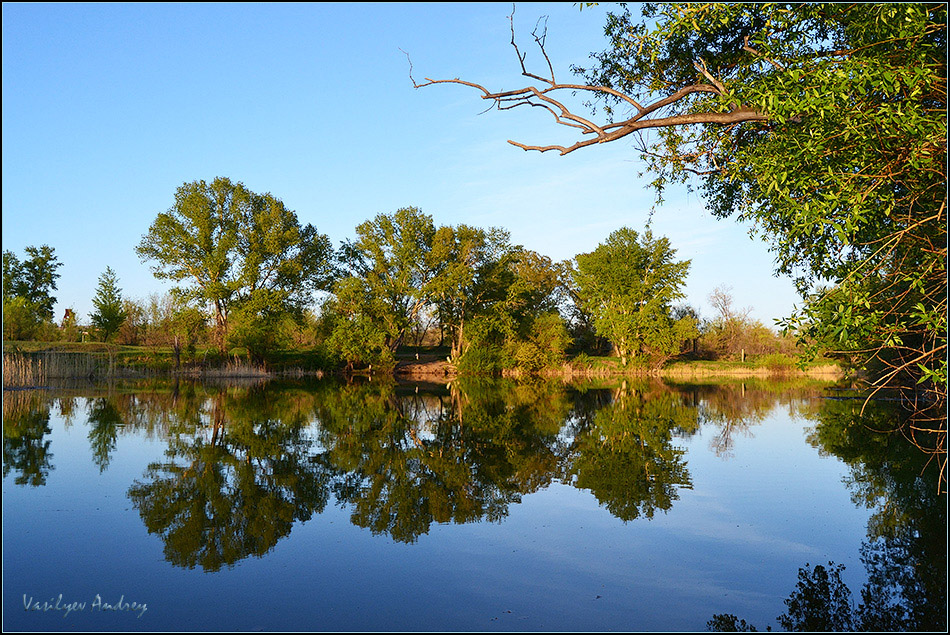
315, 378, 568, 543
87, 397, 124, 472
709, 399, 946, 632
2, 390, 54, 487
566, 380, 698, 520
128, 386, 333, 571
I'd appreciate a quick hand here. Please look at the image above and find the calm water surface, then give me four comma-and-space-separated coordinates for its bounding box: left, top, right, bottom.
2, 377, 945, 631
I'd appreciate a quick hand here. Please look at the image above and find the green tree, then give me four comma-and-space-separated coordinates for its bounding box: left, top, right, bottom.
3, 245, 63, 339
337, 207, 439, 352
429, 224, 521, 362
136, 177, 335, 347
89, 266, 127, 341
419, 3, 947, 405
144, 292, 208, 369
2, 297, 44, 341
572, 228, 694, 368
3, 245, 62, 321
321, 296, 393, 372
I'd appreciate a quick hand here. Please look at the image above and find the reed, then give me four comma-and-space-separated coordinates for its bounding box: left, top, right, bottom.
3, 351, 100, 387
201, 361, 271, 378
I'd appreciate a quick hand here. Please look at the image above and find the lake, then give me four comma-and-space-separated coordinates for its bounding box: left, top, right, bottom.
2, 377, 945, 632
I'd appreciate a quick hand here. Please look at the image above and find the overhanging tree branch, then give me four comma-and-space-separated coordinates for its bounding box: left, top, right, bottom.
406, 6, 768, 156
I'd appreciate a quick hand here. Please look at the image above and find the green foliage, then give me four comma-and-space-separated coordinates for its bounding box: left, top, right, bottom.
320, 294, 394, 372
141, 292, 209, 367
332, 207, 568, 374
572, 228, 694, 368
757, 353, 796, 374
2, 245, 62, 321
2, 297, 44, 341
506, 311, 572, 373
451, 245, 570, 374
429, 224, 520, 360
578, 3, 946, 399
225, 294, 293, 363
3, 245, 63, 340
339, 206, 439, 352
136, 177, 335, 345
89, 266, 127, 342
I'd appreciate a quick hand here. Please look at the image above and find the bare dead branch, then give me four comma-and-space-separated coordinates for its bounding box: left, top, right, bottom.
406, 8, 767, 156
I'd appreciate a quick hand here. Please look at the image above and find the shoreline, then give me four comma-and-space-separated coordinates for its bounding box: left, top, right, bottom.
3, 345, 845, 387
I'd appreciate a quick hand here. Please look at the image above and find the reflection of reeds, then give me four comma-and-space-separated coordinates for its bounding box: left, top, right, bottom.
3, 352, 99, 387
2, 388, 48, 419
201, 362, 270, 379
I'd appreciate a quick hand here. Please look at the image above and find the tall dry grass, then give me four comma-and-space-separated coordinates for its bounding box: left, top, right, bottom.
3, 351, 99, 387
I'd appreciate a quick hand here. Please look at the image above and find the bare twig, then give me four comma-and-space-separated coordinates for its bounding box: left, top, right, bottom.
406, 8, 767, 155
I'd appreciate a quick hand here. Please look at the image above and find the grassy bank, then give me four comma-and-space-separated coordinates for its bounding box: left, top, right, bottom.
3, 341, 843, 387
2, 341, 329, 387
542, 353, 843, 381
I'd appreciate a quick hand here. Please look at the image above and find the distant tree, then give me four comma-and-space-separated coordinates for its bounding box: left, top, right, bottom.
428, 224, 519, 362
89, 267, 127, 341
701, 285, 796, 360
573, 228, 696, 368
2, 245, 62, 320
136, 177, 335, 347
116, 299, 148, 346
144, 293, 208, 369
3, 245, 63, 340
337, 206, 439, 352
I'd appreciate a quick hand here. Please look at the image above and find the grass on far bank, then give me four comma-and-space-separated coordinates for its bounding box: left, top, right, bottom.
565, 352, 842, 379
3, 340, 843, 382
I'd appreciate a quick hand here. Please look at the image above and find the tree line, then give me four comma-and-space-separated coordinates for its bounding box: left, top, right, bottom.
3, 177, 799, 374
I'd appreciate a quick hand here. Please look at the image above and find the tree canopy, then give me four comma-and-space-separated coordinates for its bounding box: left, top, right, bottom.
336, 206, 439, 352
416, 3, 947, 405
136, 177, 335, 347
3, 245, 62, 321
572, 228, 695, 367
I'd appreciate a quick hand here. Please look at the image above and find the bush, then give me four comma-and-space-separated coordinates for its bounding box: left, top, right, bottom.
757, 353, 796, 374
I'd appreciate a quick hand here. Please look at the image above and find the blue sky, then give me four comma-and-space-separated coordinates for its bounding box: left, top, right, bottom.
2, 2, 800, 327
